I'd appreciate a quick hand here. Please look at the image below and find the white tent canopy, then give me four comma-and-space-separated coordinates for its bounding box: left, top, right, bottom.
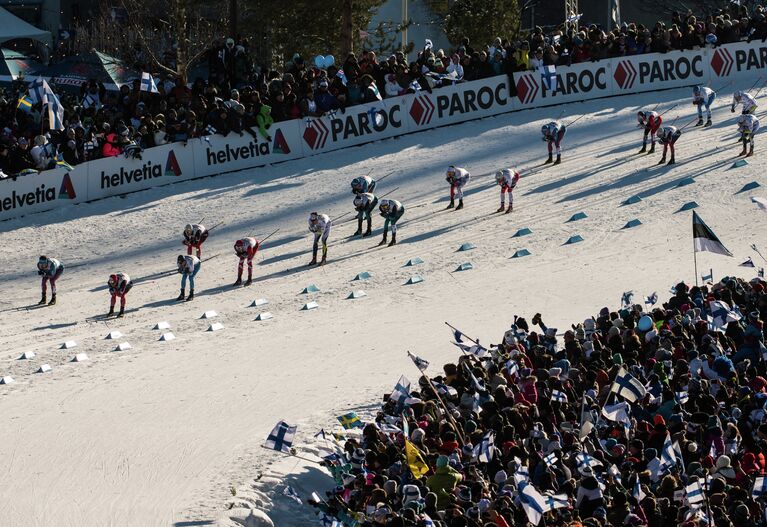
0, 8, 52, 49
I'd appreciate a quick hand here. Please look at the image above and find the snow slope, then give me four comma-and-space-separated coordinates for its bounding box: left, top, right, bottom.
0, 86, 765, 527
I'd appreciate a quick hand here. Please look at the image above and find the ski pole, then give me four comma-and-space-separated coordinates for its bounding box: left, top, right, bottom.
752, 79, 767, 100
712, 80, 732, 94
747, 76, 763, 94
377, 170, 396, 183
752, 244, 767, 264
650, 102, 660, 112
260, 228, 280, 244
678, 115, 701, 132
658, 104, 678, 117
564, 113, 587, 127
207, 221, 224, 232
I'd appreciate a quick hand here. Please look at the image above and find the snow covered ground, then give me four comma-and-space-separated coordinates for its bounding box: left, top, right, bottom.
0, 85, 765, 527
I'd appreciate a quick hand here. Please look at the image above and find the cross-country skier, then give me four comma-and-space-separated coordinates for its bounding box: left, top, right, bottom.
233, 237, 260, 286
183, 223, 208, 258
445, 166, 470, 210
107, 272, 132, 317
731, 90, 757, 115
37, 255, 63, 306
350, 175, 376, 195
637, 110, 662, 153
308, 212, 331, 266
177, 254, 200, 301
737, 114, 760, 157
541, 121, 566, 164
495, 168, 520, 213
692, 86, 716, 126
657, 125, 681, 165
379, 199, 404, 246
353, 192, 378, 237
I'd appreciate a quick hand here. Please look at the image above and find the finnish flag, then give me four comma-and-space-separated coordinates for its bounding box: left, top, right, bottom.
753, 476, 767, 498
140, 72, 159, 93
709, 300, 741, 329
390, 375, 411, 405
659, 433, 677, 474
576, 452, 604, 470
539, 64, 557, 91
645, 292, 658, 306
407, 351, 429, 371
551, 389, 568, 403
610, 367, 647, 403
543, 491, 569, 510
283, 485, 302, 504
633, 477, 646, 502
264, 420, 296, 453
473, 431, 495, 463
519, 481, 549, 525
685, 479, 705, 505
543, 452, 559, 467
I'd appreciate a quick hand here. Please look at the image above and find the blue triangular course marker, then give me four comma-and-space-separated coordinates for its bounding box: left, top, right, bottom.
352, 271, 372, 281
622, 195, 642, 206
678, 201, 699, 212
676, 177, 695, 188
622, 219, 643, 229
457, 243, 476, 252
511, 249, 531, 258
567, 212, 588, 222
732, 159, 749, 168
738, 181, 761, 193
347, 290, 367, 299
405, 274, 424, 285
300, 284, 320, 294
301, 301, 319, 310
564, 235, 584, 245
512, 227, 533, 237
455, 262, 474, 271
404, 257, 424, 267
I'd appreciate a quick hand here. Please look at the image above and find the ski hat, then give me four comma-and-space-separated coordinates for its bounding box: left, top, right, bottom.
494, 470, 508, 485
436, 455, 449, 469
402, 484, 421, 504
383, 479, 398, 496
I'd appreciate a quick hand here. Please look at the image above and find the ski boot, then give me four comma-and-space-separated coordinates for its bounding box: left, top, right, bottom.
117, 307, 125, 318
739, 145, 748, 156
505, 204, 513, 214
667, 157, 676, 166
388, 233, 397, 247
496, 205, 505, 213
455, 199, 464, 210
319, 254, 327, 266
648, 144, 655, 154
48, 293, 56, 306
704, 118, 712, 127
553, 154, 561, 165
638, 144, 646, 154
378, 235, 388, 246
747, 145, 754, 157
186, 289, 194, 301
658, 156, 666, 165
353, 228, 362, 236
695, 118, 704, 127
107, 307, 115, 317
362, 225, 372, 237
244, 277, 252, 286
37, 293, 47, 305
446, 198, 455, 210
233, 277, 243, 286
544, 153, 553, 164
176, 289, 186, 301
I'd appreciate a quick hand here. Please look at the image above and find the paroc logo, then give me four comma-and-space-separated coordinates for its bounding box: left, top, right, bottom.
303, 119, 330, 150
711, 48, 735, 77
410, 94, 436, 126
58, 173, 76, 200
613, 61, 638, 89
165, 150, 182, 177
515, 74, 539, 104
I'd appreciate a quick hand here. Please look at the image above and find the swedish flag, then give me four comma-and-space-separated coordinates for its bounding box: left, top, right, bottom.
16, 96, 32, 113
336, 412, 363, 430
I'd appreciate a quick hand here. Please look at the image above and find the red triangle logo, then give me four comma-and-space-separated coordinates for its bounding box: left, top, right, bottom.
58, 173, 76, 200
165, 150, 182, 176
273, 129, 291, 155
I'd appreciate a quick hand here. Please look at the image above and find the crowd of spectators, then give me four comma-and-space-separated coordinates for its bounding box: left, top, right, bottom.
310, 276, 767, 527
3, 3, 767, 179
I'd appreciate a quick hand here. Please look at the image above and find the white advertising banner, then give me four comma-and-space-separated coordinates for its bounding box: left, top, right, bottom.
0, 165, 85, 221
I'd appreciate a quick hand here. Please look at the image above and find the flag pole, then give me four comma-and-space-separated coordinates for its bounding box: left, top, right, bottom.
259, 445, 322, 465
693, 235, 699, 288
407, 351, 466, 446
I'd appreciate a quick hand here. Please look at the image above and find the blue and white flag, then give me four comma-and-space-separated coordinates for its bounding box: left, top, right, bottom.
505, 359, 519, 377
519, 481, 548, 525
752, 476, 767, 498
543, 490, 569, 510
204, 124, 217, 136
321, 452, 343, 466
28, 76, 46, 104
513, 458, 530, 487
675, 391, 689, 405
610, 367, 647, 403
336, 69, 348, 86
47, 94, 65, 130
407, 351, 429, 371
685, 479, 704, 505
283, 485, 302, 504
539, 64, 557, 91
702, 269, 714, 283
710, 300, 741, 329
82, 93, 100, 109
390, 375, 411, 406
264, 420, 296, 453
608, 464, 622, 484
140, 72, 159, 93
543, 452, 559, 467
567, 13, 583, 23
601, 401, 630, 423
645, 292, 658, 306
741, 256, 755, 267
551, 389, 568, 403
576, 452, 604, 470
659, 433, 677, 474
420, 514, 436, 527
318, 512, 342, 527
473, 431, 495, 463
452, 328, 488, 357
434, 381, 457, 398
633, 477, 646, 502
621, 291, 634, 307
